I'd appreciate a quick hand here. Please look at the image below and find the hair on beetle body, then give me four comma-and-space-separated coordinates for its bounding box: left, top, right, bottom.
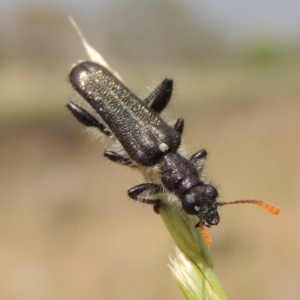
67, 61, 280, 245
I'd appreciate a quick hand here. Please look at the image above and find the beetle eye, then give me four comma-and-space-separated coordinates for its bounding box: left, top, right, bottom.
181, 194, 198, 215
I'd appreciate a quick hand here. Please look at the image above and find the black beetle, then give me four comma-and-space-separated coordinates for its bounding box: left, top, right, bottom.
67, 61, 279, 243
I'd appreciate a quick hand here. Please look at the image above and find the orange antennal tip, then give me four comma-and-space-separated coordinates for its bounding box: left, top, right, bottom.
255, 201, 280, 214
200, 225, 212, 246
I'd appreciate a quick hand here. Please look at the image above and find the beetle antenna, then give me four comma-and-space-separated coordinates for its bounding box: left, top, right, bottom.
218, 200, 280, 215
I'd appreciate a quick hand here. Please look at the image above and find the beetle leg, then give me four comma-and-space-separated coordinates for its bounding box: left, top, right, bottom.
190, 149, 207, 161
190, 149, 208, 172
144, 79, 173, 114
104, 150, 137, 167
173, 118, 184, 134
128, 183, 163, 213
67, 102, 112, 136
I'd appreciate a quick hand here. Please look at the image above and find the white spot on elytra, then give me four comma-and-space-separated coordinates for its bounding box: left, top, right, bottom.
159, 143, 169, 152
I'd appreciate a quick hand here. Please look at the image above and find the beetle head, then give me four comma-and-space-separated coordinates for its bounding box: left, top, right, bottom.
181, 184, 220, 227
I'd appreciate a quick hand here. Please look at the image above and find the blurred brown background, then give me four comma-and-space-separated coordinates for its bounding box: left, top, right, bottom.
1, 0, 300, 299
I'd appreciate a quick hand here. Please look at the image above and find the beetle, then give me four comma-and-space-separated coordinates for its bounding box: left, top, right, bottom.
67, 61, 279, 243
